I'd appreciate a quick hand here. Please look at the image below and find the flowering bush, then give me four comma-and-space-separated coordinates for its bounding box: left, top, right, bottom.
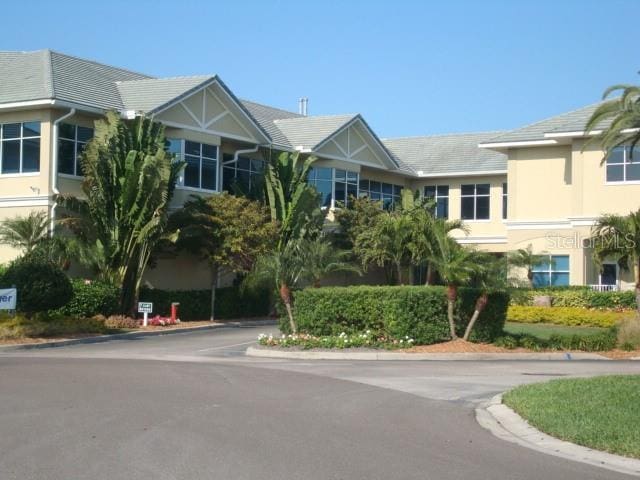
257, 331, 414, 350
147, 315, 180, 326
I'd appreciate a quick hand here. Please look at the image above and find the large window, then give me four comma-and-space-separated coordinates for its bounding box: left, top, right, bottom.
1, 122, 41, 174
502, 182, 508, 220
461, 183, 490, 220
58, 123, 94, 176
532, 255, 570, 287
307, 167, 359, 208
307, 167, 333, 208
334, 169, 358, 207
222, 154, 264, 197
359, 179, 402, 209
424, 185, 449, 218
167, 139, 218, 191
606, 146, 640, 183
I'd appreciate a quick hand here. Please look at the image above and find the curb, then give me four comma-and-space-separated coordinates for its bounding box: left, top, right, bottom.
476, 393, 640, 477
245, 345, 608, 361
0, 319, 277, 352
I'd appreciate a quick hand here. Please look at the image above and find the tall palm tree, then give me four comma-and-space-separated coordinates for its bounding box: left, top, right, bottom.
427, 235, 478, 339
507, 244, 547, 287
584, 84, 640, 157
0, 211, 49, 254
299, 235, 361, 287
591, 210, 640, 314
58, 111, 184, 314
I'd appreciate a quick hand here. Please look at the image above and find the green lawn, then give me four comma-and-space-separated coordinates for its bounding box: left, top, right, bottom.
503, 375, 640, 458
503, 322, 606, 339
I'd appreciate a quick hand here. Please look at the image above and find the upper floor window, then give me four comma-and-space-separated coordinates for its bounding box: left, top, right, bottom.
334, 169, 358, 208
502, 182, 508, 220
222, 154, 265, 197
307, 167, 334, 208
424, 185, 449, 218
532, 255, 569, 287
606, 146, 640, 183
167, 138, 218, 191
58, 123, 94, 176
1, 122, 41, 174
360, 179, 402, 209
461, 183, 490, 220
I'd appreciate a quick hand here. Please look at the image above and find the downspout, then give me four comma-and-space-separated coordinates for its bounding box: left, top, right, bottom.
50, 108, 76, 237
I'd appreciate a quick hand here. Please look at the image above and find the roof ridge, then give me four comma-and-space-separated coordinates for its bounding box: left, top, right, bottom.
382, 130, 506, 141
274, 113, 357, 123
116, 74, 214, 85
48, 49, 153, 79
43, 49, 55, 98
240, 98, 303, 117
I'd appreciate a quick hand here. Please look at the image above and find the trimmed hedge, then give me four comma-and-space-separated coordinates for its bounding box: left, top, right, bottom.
495, 330, 617, 352
509, 287, 636, 310
507, 305, 630, 328
139, 286, 270, 321
54, 279, 120, 318
284, 286, 509, 344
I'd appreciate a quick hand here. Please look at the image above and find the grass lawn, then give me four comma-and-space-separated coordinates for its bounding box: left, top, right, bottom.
503, 375, 640, 458
503, 322, 606, 339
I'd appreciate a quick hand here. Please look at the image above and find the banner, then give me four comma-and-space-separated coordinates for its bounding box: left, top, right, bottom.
0, 288, 17, 310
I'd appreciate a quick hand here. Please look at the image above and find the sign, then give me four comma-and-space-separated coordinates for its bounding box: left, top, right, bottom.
0, 288, 17, 310
138, 302, 153, 314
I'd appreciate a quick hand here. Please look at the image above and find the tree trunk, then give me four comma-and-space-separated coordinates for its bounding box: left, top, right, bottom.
447, 284, 458, 339
527, 268, 534, 288
463, 293, 488, 341
279, 283, 297, 333
210, 264, 219, 322
635, 259, 640, 317
396, 263, 403, 285
424, 264, 434, 286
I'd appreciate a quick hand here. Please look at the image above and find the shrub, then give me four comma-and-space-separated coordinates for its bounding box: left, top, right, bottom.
0, 312, 109, 340
53, 279, 119, 318
0, 257, 73, 316
617, 316, 640, 349
258, 331, 413, 350
138, 285, 270, 321
286, 286, 509, 345
507, 305, 627, 328
104, 315, 139, 329
509, 287, 636, 310
493, 329, 617, 352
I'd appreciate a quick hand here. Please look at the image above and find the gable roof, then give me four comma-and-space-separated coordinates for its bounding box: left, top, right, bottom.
116, 75, 213, 112
273, 114, 358, 150
383, 131, 507, 176
240, 99, 303, 148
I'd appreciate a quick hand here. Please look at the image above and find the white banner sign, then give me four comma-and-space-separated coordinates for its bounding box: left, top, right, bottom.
138, 302, 153, 314
0, 288, 17, 310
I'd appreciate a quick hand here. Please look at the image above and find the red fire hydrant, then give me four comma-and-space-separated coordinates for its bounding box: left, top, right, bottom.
171, 302, 180, 323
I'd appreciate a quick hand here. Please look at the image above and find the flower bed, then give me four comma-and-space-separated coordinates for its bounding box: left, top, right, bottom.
258, 331, 415, 350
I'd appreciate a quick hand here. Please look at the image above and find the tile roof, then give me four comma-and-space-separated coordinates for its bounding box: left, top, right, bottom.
117, 76, 213, 113
0, 50, 52, 104
274, 114, 358, 150
382, 132, 507, 176
240, 100, 302, 147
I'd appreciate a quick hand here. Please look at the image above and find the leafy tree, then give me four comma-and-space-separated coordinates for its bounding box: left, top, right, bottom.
168, 193, 277, 320
507, 244, 547, 287
298, 235, 361, 287
0, 211, 49, 254
58, 111, 184, 314
332, 196, 384, 250
591, 210, 640, 314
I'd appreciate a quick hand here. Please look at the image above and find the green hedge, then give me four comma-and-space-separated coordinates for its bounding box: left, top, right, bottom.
507, 305, 630, 328
54, 279, 120, 318
139, 286, 270, 321
509, 287, 636, 310
284, 286, 509, 344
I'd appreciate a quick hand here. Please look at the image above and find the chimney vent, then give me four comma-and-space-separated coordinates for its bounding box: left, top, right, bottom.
298, 97, 308, 116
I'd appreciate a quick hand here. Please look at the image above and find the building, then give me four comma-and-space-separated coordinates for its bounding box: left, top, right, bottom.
0, 50, 635, 290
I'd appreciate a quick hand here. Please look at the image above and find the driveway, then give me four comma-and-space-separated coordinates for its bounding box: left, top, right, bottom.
1, 325, 639, 480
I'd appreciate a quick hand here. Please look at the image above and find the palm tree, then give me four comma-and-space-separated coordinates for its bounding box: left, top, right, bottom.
299, 236, 361, 287
584, 84, 640, 157
0, 211, 49, 254
591, 211, 640, 314
58, 111, 184, 314
427, 235, 478, 339
507, 244, 547, 287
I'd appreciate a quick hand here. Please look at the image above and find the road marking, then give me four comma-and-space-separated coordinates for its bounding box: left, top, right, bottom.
197, 341, 256, 352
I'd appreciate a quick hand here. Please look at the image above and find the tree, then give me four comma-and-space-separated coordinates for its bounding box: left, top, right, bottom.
591, 210, 640, 315
332, 196, 384, 250
299, 235, 361, 287
58, 111, 184, 314
168, 193, 277, 320
584, 84, 640, 158
0, 211, 49, 254
507, 244, 547, 287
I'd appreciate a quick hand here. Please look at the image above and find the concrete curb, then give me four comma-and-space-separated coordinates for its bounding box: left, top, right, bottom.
0, 319, 277, 352
245, 345, 608, 361
476, 393, 640, 477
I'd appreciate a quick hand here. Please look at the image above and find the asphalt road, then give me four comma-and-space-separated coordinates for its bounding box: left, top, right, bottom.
1, 325, 639, 480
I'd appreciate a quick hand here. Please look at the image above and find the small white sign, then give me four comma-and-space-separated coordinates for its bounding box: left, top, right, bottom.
0, 288, 17, 310
138, 302, 153, 314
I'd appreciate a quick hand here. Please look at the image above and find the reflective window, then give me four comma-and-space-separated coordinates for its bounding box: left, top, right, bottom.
606, 146, 640, 182
1, 122, 41, 174
424, 185, 449, 218
168, 139, 218, 191
307, 167, 333, 208
360, 179, 402, 209
532, 255, 570, 287
461, 183, 490, 220
222, 154, 265, 198
58, 123, 94, 176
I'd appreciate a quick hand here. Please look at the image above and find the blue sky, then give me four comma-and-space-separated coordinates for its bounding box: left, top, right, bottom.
4, 0, 639, 137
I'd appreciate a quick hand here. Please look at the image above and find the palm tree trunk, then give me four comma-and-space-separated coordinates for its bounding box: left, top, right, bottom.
210, 264, 219, 322
635, 259, 640, 317
447, 284, 458, 339
424, 264, 433, 286
279, 283, 297, 333
396, 263, 403, 285
463, 293, 488, 341
527, 268, 534, 288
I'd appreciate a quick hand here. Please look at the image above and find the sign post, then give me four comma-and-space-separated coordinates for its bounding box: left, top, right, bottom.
0, 288, 17, 311
138, 302, 153, 326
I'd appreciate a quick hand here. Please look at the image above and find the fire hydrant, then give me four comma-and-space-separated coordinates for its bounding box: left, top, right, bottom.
171, 302, 180, 323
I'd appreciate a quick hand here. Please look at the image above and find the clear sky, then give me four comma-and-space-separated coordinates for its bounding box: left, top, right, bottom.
3, 0, 639, 138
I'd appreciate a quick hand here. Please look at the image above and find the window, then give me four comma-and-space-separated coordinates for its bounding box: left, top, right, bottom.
502, 182, 508, 220
606, 146, 640, 183
333, 169, 358, 207
532, 255, 570, 287
360, 179, 402, 209
167, 139, 218, 191
307, 167, 333, 208
424, 185, 449, 218
461, 183, 490, 220
222, 154, 264, 197
58, 123, 93, 176
1, 122, 41, 174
